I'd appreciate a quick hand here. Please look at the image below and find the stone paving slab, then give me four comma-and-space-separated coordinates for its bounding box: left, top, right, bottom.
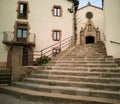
0, 93, 49, 104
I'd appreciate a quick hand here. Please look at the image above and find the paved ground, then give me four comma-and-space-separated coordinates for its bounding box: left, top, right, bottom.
0, 93, 49, 104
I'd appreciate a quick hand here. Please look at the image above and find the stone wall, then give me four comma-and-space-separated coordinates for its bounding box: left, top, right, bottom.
20, 66, 44, 80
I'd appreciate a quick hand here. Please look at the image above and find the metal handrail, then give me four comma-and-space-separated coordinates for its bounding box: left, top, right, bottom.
110, 40, 120, 44
33, 36, 73, 60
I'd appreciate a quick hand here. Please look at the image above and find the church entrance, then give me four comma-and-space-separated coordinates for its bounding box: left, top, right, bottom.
86, 36, 94, 44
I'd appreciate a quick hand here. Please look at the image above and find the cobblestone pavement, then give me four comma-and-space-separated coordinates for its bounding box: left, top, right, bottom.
0, 93, 50, 104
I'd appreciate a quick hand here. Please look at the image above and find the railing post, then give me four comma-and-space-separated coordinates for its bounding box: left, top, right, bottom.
9, 66, 12, 86
69, 38, 71, 46
60, 41, 61, 50
41, 50, 43, 58
34, 33, 36, 44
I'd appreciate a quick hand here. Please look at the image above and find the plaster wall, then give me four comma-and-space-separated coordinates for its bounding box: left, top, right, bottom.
0, 0, 16, 62
0, 0, 73, 62
104, 0, 120, 58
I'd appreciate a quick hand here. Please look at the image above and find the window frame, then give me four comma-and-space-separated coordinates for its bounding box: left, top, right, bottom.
17, 1, 29, 19
52, 30, 62, 41
16, 24, 28, 42
52, 48, 61, 57
17, 28, 27, 38
52, 5, 62, 17
14, 21, 30, 42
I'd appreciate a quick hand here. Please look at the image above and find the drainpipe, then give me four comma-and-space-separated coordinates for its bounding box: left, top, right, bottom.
68, 0, 79, 45
73, 0, 79, 45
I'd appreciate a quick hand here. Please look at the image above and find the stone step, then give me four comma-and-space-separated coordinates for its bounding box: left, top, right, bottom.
0, 86, 118, 104
73, 48, 106, 51
71, 51, 106, 54
23, 78, 120, 91
37, 70, 120, 78
49, 61, 115, 64
64, 56, 109, 58
12, 82, 120, 100
56, 57, 113, 61
46, 64, 118, 68
67, 54, 107, 57
30, 74, 120, 84
44, 67, 120, 72
48, 62, 117, 66
67, 52, 106, 54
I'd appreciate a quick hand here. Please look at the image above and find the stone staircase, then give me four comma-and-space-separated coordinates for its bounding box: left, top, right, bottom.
0, 41, 120, 104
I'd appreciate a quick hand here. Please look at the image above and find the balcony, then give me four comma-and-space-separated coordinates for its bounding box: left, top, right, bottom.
2, 31, 36, 47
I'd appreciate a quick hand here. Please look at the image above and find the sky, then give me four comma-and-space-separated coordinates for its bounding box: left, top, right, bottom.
78, 0, 102, 8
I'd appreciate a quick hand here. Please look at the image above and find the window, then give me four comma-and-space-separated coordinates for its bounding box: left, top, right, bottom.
86, 12, 93, 19
16, 23, 28, 42
17, 1, 29, 19
14, 21, 30, 42
52, 30, 61, 41
17, 28, 27, 38
52, 5, 62, 17
53, 48, 61, 56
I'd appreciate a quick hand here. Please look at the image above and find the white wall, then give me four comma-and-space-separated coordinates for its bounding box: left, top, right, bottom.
0, 0, 73, 62
0, 0, 17, 62
104, 0, 120, 58
76, 5, 104, 44
28, 0, 73, 51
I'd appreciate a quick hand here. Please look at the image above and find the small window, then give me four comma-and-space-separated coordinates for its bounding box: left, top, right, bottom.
52, 5, 62, 17
52, 30, 61, 41
53, 48, 60, 56
17, 1, 29, 19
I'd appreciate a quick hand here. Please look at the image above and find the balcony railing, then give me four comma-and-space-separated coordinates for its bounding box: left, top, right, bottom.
2, 31, 36, 47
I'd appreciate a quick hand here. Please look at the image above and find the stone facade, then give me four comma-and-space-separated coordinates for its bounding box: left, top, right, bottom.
76, 2, 104, 45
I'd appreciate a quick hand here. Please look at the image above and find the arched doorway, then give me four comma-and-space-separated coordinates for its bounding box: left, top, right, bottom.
86, 36, 95, 44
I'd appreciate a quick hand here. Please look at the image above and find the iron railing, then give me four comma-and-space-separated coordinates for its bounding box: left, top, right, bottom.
0, 66, 12, 86
33, 36, 73, 60
3, 31, 36, 44
22, 36, 73, 66
110, 40, 120, 44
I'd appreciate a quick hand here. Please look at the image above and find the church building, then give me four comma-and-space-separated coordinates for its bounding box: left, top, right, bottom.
76, 2, 104, 45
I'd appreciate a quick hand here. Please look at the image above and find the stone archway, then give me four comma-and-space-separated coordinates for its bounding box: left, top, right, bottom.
86, 36, 95, 44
